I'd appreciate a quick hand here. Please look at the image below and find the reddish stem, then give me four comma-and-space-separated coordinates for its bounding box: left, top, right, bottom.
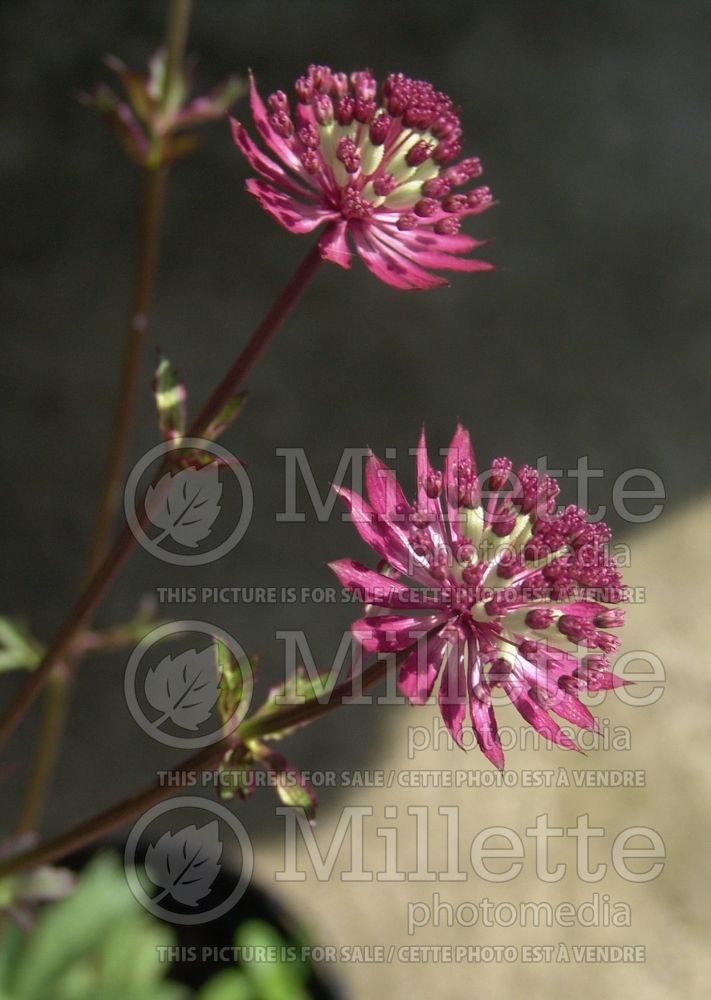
0, 243, 322, 752
0, 651, 390, 879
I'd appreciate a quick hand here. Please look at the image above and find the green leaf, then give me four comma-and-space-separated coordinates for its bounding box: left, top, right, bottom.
178, 76, 245, 131
0, 618, 42, 673
106, 54, 156, 124
268, 665, 335, 706
74, 910, 185, 1000
86, 595, 168, 654
249, 743, 317, 824
243, 666, 336, 741
149, 49, 188, 119
215, 643, 258, 798
1, 852, 191, 1000
204, 392, 247, 442
209, 76, 244, 116
217, 749, 256, 803
274, 779, 317, 820
153, 357, 187, 442
235, 920, 310, 1000
0, 865, 74, 915
0, 922, 24, 990
197, 968, 252, 1000
216, 643, 256, 728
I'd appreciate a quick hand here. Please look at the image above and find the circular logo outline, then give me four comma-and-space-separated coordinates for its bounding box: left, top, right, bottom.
124, 437, 253, 566
124, 620, 254, 749
124, 796, 254, 925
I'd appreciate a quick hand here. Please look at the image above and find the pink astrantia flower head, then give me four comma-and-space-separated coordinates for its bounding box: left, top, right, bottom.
230, 65, 494, 289
330, 426, 627, 768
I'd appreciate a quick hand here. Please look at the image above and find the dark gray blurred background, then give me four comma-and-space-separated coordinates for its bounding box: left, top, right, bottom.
1, 0, 708, 851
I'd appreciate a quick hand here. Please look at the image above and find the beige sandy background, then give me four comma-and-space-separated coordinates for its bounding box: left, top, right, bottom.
252, 497, 710, 997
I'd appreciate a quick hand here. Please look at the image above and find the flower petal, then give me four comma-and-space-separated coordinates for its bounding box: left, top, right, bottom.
333, 485, 433, 582
352, 614, 446, 653
352, 226, 448, 291
230, 118, 315, 197
245, 179, 336, 234
318, 220, 353, 269
444, 423, 476, 545
438, 636, 468, 746
414, 428, 448, 550
375, 223, 493, 273
588, 671, 629, 690
504, 676, 580, 752
518, 653, 597, 732
415, 427, 433, 508
549, 692, 597, 731
328, 559, 448, 611
398, 631, 448, 704
248, 71, 303, 173
365, 452, 409, 518
467, 644, 505, 768
470, 697, 505, 769
374, 219, 484, 255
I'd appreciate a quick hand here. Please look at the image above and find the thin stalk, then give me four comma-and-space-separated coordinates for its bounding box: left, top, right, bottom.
14, 667, 70, 835
15, 168, 166, 838
84, 167, 167, 580
239, 655, 391, 742
188, 242, 322, 435
161, 0, 192, 109
14, 0, 190, 835
0, 243, 323, 753
0, 741, 239, 880
0, 652, 390, 880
